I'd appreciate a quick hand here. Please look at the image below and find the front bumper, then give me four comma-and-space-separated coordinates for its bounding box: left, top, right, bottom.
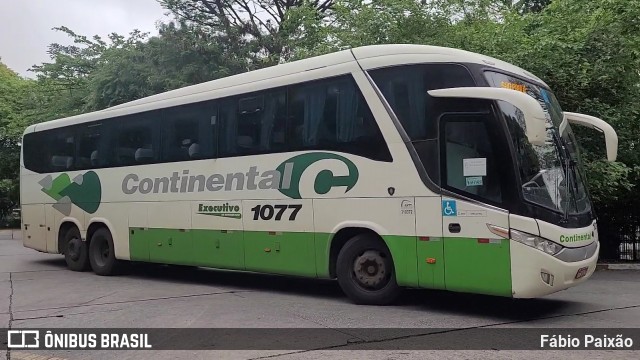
510, 240, 599, 298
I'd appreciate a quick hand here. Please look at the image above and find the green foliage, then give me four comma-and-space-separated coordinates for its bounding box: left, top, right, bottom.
29, 26, 150, 114
0, 62, 31, 222
583, 161, 636, 204
329, 0, 440, 49
157, 0, 338, 65
0, 63, 31, 136
85, 22, 248, 109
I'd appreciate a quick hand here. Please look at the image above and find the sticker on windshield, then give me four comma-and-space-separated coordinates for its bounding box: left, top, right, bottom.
463, 158, 487, 177
466, 176, 483, 187
500, 81, 526, 93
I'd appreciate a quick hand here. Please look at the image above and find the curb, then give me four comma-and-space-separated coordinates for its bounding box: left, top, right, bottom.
596, 263, 640, 271
12, 352, 68, 360
0, 228, 20, 240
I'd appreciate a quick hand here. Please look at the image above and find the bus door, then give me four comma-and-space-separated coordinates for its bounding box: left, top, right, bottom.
45, 204, 58, 253
416, 196, 445, 290
439, 112, 513, 296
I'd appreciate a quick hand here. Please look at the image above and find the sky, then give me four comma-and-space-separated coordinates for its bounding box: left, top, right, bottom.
0, 0, 169, 77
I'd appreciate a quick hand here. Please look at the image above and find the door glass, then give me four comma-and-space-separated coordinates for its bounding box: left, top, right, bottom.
442, 115, 502, 203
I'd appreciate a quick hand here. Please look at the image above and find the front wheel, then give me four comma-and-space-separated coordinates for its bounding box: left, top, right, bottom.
89, 227, 123, 276
336, 234, 400, 305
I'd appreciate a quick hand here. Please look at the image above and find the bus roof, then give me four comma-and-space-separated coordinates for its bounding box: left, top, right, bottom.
25, 44, 547, 134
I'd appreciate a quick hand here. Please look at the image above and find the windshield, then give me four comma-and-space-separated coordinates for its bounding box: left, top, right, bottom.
485, 71, 591, 215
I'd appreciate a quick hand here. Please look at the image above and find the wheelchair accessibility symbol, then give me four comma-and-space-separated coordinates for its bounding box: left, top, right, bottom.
442, 200, 457, 216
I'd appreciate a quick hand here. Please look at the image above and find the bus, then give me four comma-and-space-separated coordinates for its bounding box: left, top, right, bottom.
20, 45, 618, 305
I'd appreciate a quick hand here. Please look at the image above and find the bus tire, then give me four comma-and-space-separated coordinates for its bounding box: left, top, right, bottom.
89, 227, 122, 276
336, 234, 400, 305
63, 226, 90, 272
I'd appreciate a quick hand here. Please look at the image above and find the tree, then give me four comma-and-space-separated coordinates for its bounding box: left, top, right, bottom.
514, 0, 551, 13
85, 22, 247, 109
29, 26, 149, 115
158, 0, 337, 64
0, 62, 32, 222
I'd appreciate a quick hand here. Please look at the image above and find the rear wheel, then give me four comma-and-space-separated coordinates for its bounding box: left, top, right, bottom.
336, 234, 400, 305
89, 227, 122, 276
63, 226, 89, 271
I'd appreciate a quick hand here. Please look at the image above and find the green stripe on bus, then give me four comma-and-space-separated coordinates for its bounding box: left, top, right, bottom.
243, 230, 316, 277
443, 237, 512, 296
417, 237, 446, 290
129, 228, 421, 285
382, 235, 419, 287
128, 228, 510, 295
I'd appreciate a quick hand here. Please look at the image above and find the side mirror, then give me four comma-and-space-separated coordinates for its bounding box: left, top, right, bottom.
428, 87, 548, 146
563, 112, 618, 162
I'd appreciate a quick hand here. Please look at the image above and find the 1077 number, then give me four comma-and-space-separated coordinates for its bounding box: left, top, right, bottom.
251, 204, 302, 221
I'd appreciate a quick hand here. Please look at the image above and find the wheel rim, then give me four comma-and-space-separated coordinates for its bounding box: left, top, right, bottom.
67, 237, 81, 261
94, 237, 110, 267
352, 250, 389, 290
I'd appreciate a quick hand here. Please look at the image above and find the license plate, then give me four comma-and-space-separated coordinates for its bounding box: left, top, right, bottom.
575, 267, 588, 279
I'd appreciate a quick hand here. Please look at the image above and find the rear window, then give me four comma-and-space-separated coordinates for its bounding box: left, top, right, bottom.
22, 132, 48, 173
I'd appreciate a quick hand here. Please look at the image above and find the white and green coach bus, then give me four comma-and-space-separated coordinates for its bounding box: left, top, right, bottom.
20, 45, 618, 304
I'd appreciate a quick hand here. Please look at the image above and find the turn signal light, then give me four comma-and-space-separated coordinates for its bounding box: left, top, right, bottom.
426, 258, 436, 264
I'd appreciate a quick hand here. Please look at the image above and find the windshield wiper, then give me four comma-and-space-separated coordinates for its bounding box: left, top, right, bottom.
562, 157, 580, 222
550, 130, 574, 223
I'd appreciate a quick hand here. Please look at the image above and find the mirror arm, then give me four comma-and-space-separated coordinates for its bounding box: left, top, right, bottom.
428, 87, 548, 146
564, 112, 618, 162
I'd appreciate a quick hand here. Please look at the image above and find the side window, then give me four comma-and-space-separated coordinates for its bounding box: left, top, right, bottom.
369, 64, 475, 141
219, 90, 287, 157
23, 132, 47, 173
115, 112, 160, 166
162, 102, 216, 162
76, 123, 107, 169
441, 115, 502, 203
287, 76, 391, 161
48, 128, 76, 172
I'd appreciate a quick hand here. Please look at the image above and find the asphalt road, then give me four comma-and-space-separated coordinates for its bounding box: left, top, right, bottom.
1, 230, 639, 360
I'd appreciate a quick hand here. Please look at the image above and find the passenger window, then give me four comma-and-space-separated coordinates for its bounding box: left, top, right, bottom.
441, 115, 502, 203
219, 90, 287, 157
25, 76, 392, 172
287, 76, 391, 161
162, 102, 216, 162
115, 113, 160, 166
48, 129, 76, 172
76, 123, 106, 169
369, 64, 475, 141
23, 132, 48, 173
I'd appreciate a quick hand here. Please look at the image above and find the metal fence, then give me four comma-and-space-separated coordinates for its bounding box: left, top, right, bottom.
597, 202, 640, 262
619, 239, 640, 261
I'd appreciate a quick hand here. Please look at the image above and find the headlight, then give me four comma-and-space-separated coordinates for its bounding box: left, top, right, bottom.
510, 229, 563, 256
